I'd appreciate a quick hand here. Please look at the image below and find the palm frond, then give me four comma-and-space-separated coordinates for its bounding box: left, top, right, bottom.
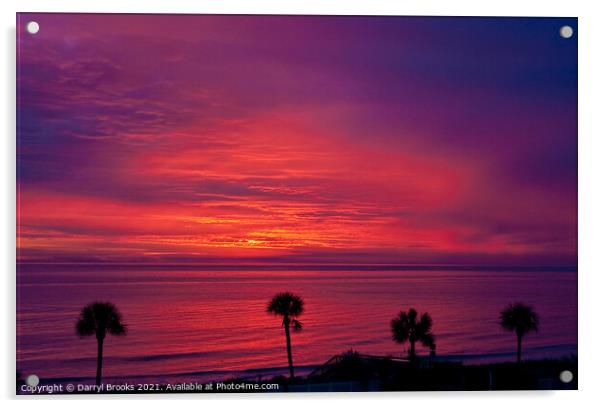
75, 301, 126, 338
266, 292, 305, 318
391, 308, 435, 354
292, 319, 303, 331
420, 332, 435, 348
75, 314, 95, 337
391, 311, 410, 343
500, 303, 540, 335
417, 312, 433, 334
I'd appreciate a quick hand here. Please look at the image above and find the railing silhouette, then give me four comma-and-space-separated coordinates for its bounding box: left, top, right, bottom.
308, 353, 410, 378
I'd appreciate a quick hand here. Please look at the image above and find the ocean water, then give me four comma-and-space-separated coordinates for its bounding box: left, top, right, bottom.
16, 265, 577, 384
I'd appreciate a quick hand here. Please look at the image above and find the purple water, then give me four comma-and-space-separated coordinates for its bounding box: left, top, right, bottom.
17, 265, 577, 384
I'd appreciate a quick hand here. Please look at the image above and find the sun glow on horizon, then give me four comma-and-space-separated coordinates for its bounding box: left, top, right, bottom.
16, 14, 577, 266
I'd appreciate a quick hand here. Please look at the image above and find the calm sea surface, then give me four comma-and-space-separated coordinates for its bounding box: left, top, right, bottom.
17, 265, 577, 384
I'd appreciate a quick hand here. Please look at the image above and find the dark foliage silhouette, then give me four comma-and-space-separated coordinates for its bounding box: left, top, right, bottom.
267, 292, 304, 378
391, 308, 435, 361
76, 302, 126, 386
500, 303, 539, 363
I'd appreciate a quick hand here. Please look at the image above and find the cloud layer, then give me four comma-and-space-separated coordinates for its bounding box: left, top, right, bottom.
17, 14, 577, 266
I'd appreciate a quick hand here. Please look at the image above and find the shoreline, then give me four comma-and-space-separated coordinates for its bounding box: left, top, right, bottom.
17, 352, 577, 393
17, 355, 578, 394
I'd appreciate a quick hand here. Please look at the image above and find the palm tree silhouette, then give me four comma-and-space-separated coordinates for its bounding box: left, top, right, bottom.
76, 302, 126, 386
267, 292, 304, 379
500, 303, 539, 363
391, 308, 435, 361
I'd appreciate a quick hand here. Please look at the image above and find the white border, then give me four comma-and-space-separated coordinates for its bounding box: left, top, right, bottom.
2, 1, 601, 407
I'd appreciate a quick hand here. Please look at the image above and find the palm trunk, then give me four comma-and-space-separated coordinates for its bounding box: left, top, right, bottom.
516, 334, 523, 364
284, 320, 295, 379
96, 337, 104, 386
409, 340, 416, 361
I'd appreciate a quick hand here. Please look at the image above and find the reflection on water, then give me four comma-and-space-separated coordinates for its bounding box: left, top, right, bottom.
17, 265, 577, 383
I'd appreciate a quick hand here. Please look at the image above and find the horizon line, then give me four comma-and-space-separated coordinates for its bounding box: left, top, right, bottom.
16, 261, 577, 272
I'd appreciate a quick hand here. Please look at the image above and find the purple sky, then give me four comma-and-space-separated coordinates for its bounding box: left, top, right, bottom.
17, 14, 577, 266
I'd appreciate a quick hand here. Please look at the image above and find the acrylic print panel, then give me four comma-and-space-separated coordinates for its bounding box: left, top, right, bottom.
16, 13, 577, 394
